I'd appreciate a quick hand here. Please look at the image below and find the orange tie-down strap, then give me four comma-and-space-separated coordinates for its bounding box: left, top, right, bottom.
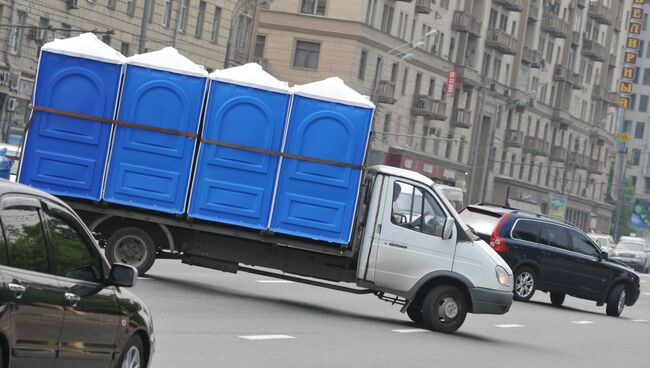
20, 104, 364, 170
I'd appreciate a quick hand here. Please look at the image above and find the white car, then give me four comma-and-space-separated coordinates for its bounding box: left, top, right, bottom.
588, 233, 615, 253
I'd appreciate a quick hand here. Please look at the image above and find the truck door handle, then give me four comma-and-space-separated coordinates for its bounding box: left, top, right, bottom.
65, 292, 81, 306
8, 283, 26, 298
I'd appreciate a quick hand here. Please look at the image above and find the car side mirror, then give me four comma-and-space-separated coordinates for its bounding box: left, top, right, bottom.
599, 252, 608, 261
109, 263, 138, 287
442, 217, 455, 240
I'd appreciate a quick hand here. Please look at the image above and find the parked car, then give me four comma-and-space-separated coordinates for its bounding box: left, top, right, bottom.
610, 241, 650, 273
0, 180, 154, 367
458, 204, 641, 317
588, 233, 616, 253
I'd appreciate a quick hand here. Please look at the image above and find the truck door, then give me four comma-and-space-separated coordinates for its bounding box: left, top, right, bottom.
373, 178, 456, 292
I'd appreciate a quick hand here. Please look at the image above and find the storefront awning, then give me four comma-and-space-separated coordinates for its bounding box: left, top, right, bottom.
507, 198, 542, 214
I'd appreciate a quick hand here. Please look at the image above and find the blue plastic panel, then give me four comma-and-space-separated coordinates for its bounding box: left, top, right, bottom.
103, 65, 206, 214
188, 81, 290, 229
18, 51, 122, 200
270, 96, 373, 244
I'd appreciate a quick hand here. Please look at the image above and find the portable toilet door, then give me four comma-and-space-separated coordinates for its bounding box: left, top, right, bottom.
18, 33, 125, 200
188, 63, 291, 229
270, 77, 375, 244
103, 47, 208, 214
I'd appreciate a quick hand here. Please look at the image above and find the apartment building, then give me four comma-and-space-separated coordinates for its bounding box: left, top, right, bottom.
0, 0, 261, 144
257, 0, 627, 233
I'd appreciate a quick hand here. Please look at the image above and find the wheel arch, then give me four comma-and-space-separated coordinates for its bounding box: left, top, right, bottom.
407, 272, 474, 313
91, 216, 174, 252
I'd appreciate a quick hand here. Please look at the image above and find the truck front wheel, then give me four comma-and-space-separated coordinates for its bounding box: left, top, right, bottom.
421, 285, 467, 333
106, 227, 156, 276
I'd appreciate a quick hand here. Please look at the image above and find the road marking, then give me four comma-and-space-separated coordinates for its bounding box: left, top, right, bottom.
643, 293, 650, 296
631, 319, 648, 323
255, 280, 295, 284
392, 328, 428, 333
571, 321, 594, 325
239, 335, 295, 340
495, 324, 524, 328
641, 280, 648, 284
138, 277, 151, 280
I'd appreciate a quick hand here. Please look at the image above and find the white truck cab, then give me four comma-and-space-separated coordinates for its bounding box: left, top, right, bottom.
357, 166, 513, 333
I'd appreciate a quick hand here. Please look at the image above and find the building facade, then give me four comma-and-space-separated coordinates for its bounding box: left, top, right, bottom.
0, 0, 262, 144
258, 0, 627, 233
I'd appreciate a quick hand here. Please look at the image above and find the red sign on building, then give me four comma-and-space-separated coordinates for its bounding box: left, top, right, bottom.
447, 71, 456, 97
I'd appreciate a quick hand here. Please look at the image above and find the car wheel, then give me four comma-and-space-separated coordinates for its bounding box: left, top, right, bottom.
606, 283, 627, 317
118, 335, 144, 368
550, 292, 565, 306
406, 304, 423, 325
513, 267, 536, 302
421, 285, 467, 334
644, 263, 650, 274
106, 227, 156, 276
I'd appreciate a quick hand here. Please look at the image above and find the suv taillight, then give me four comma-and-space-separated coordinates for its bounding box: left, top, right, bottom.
489, 213, 510, 253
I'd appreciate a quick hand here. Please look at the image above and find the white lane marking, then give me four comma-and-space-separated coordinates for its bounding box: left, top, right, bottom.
641, 280, 648, 283
392, 328, 428, 333
256, 280, 295, 284
643, 293, 650, 296
239, 335, 295, 340
495, 324, 524, 328
138, 277, 151, 280
631, 319, 648, 323
571, 321, 594, 325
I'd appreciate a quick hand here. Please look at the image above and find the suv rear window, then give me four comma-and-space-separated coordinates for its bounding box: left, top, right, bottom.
512, 220, 539, 242
459, 208, 502, 236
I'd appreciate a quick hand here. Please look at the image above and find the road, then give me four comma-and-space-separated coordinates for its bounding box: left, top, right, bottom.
134, 259, 650, 368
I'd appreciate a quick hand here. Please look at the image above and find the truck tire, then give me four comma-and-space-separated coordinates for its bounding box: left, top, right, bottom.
421, 285, 467, 334
513, 267, 536, 302
106, 227, 156, 276
406, 305, 423, 325
605, 283, 626, 317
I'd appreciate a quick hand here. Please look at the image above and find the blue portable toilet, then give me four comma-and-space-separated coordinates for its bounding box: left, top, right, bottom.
270, 77, 375, 244
18, 33, 125, 200
103, 47, 208, 214
188, 63, 291, 229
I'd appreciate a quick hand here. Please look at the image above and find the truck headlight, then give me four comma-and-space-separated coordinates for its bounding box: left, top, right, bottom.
496, 265, 512, 287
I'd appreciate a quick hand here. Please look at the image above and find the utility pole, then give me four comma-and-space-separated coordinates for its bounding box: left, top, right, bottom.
612, 106, 627, 240
139, 0, 153, 54
468, 78, 487, 204
481, 103, 501, 203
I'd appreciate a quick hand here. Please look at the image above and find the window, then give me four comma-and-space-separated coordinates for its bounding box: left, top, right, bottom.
644, 68, 650, 85
121, 41, 130, 56
635, 122, 645, 139
210, 6, 222, 44
294, 40, 320, 69
632, 149, 641, 166
401, 68, 408, 95
512, 220, 539, 243
163, 0, 173, 27
1, 206, 48, 273
391, 182, 446, 236
644, 13, 649, 31
149, 0, 156, 23
357, 50, 367, 80
195, 1, 206, 38
428, 78, 436, 97
623, 120, 632, 133
645, 177, 650, 194
383, 113, 391, 135
126, 0, 136, 16
60, 23, 72, 38
254, 35, 266, 59
107, 0, 116, 9
380, 4, 394, 33
234, 14, 252, 57
570, 230, 599, 257
301, 0, 326, 16
640, 96, 649, 113
102, 34, 111, 46
9, 11, 26, 55
540, 224, 570, 250
179, 0, 189, 33
640, 40, 645, 57
44, 206, 102, 283
365, 0, 377, 25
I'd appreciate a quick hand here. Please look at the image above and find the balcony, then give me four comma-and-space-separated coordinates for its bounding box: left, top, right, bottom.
485, 29, 518, 55
582, 38, 607, 62
528, 3, 540, 21
452, 10, 482, 37
523, 136, 550, 156
571, 153, 589, 169
454, 64, 480, 87
571, 31, 580, 48
451, 108, 472, 129
588, 0, 612, 25
411, 95, 447, 121
608, 53, 617, 67
606, 91, 619, 106
522, 46, 542, 67
572, 73, 583, 90
377, 81, 396, 104
588, 159, 602, 174
415, 0, 431, 14
553, 64, 571, 82
550, 146, 566, 162
505, 129, 524, 147
552, 109, 571, 130
541, 10, 571, 39
494, 0, 523, 12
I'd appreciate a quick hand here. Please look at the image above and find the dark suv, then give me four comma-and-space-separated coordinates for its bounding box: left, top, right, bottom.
459, 204, 640, 317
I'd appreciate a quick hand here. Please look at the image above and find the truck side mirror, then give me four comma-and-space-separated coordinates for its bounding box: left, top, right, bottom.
442, 217, 455, 240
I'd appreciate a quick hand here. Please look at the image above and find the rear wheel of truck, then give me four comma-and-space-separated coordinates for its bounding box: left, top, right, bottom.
421, 285, 467, 334
106, 227, 156, 276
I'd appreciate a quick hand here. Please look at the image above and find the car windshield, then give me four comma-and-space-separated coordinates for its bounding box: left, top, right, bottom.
617, 242, 646, 251
458, 208, 502, 236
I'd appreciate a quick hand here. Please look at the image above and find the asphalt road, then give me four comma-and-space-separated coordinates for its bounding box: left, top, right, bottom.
133, 259, 650, 368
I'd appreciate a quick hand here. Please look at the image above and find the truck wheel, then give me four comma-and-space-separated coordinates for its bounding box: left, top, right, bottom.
550, 292, 565, 306
106, 227, 156, 276
605, 283, 626, 317
406, 305, 423, 325
513, 267, 536, 302
421, 285, 467, 334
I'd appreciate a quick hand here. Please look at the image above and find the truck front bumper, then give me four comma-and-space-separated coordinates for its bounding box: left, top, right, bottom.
469, 287, 512, 315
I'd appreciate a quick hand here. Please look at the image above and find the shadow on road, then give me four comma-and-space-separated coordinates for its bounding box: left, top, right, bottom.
526, 300, 606, 317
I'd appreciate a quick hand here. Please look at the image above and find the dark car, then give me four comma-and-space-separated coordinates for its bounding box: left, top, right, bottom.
459, 204, 641, 317
0, 180, 154, 368
610, 241, 650, 273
